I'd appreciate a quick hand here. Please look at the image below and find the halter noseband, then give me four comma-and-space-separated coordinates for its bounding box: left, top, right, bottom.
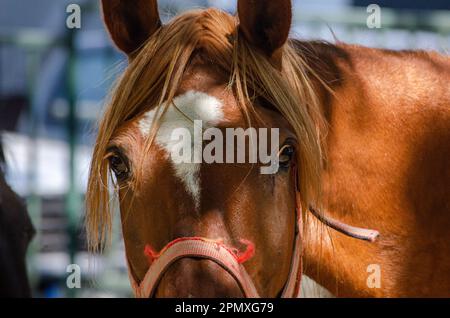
126, 189, 304, 298
125, 165, 379, 298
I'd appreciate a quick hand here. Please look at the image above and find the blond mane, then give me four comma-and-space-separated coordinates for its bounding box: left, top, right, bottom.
86, 8, 325, 251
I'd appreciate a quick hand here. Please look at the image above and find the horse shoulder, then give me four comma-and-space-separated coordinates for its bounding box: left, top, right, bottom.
301, 41, 450, 296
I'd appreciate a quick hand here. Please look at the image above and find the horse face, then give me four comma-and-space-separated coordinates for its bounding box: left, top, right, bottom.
108, 63, 298, 297
98, 0, 301, 297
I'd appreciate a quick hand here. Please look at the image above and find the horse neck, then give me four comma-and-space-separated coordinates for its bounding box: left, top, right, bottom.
295, 40, 450, 297
290, 40, 383, 297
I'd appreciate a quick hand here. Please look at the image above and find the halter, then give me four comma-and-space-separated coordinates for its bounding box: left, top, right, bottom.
125, 165, 379, 298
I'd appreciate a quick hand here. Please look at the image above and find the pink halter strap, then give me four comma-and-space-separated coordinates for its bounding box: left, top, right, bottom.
129, 238, 258, 298
126, 213, 304, 298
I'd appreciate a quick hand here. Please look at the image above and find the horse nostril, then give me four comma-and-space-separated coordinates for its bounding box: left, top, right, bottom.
154, 258, 244, 298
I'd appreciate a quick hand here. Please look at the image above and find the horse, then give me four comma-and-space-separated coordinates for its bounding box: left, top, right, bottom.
87, 0, 450, 297
0, 137, 35, 297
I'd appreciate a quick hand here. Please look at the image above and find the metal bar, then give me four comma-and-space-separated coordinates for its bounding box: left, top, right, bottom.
65, 28, 79, 298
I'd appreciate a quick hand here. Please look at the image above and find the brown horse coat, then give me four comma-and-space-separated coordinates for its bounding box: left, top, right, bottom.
92, 0, 450, 297
298, 41, 450, 297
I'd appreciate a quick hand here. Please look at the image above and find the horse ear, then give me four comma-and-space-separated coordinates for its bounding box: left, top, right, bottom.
237, 0, 292, 64
101, 0, 161, 56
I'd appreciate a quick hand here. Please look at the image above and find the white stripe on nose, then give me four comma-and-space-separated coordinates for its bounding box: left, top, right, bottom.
139, 90, 224, 209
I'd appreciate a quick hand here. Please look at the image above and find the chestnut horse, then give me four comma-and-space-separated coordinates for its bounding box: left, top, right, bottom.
87, 0, 450, 297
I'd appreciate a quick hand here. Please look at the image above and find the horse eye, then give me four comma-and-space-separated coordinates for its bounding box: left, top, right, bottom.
279, 144, 295, 168
108, 154, 129, 180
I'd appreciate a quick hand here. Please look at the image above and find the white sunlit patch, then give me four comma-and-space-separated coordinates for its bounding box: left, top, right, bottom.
138, 90, 224, 209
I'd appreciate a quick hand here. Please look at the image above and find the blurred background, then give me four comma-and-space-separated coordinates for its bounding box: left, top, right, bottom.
0, 0, 449, 298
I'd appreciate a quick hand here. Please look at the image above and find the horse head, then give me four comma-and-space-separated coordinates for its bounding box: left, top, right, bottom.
88, 0, 324, 298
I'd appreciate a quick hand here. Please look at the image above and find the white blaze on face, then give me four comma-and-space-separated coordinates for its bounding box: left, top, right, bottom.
138, 90, 224, 209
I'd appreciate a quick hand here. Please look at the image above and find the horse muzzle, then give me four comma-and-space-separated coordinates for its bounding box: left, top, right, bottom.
154, 258, 245, 297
